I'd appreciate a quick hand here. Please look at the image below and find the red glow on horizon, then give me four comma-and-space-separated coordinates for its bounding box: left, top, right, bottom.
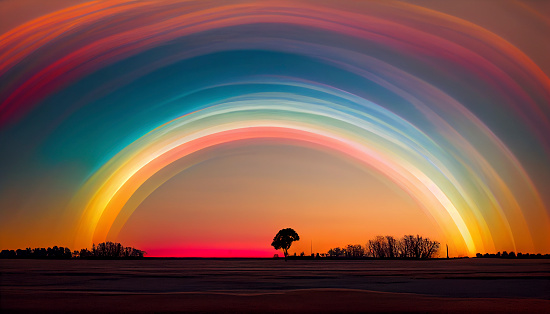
145, 247, 281, 258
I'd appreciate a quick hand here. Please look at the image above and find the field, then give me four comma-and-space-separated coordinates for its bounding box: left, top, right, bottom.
1, 258, 549, 313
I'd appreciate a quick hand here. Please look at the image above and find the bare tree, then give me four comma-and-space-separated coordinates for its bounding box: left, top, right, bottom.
332, 234, 440, 259
345, 244, 365, 258
368, 236, 388, 258
386, 236, 399, 258
399, 235, 439, 258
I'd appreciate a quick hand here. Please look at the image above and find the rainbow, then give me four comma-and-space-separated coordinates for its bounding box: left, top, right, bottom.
1, 1, 549, 255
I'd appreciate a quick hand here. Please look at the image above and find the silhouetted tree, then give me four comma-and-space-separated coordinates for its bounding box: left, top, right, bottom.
16, 249, 27, 258
367, 236, 399, 258
271, 228, 300, 261
34, 248, 46, 258
475, 251, 550, 259
1, 250, 16, 258
368, 236, 388, 258
327, 247, 343, 257
386, 236, 399, 258
0, 242, 145, 259
345, 244, 365, 258
398, 235, 439, 258
85, 242, 145, 258
330, 234, 440, 259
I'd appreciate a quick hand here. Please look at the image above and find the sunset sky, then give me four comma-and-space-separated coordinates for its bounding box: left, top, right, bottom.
1, 0, 549, 257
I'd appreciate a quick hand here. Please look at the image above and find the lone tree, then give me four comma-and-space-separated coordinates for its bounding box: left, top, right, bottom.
271, 228, 300, 260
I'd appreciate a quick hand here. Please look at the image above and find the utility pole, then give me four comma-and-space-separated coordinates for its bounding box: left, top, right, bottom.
311, 240, 312, 256
446, 244, 449, 259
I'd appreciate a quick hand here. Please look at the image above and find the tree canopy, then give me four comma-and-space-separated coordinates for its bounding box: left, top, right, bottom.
271, 228, 300, 260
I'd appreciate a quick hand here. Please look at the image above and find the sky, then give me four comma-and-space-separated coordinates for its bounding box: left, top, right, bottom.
0, 0, 549, 257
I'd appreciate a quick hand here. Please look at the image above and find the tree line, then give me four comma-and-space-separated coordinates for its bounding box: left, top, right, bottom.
0, 241, 145, 259
476, 251, 550, 259
326, 235, 440, 259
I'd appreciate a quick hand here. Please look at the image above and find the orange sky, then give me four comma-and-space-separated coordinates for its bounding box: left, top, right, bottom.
116, 143, 442, 257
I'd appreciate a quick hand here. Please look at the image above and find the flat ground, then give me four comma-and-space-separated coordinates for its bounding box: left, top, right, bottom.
1, 258, 549, 313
